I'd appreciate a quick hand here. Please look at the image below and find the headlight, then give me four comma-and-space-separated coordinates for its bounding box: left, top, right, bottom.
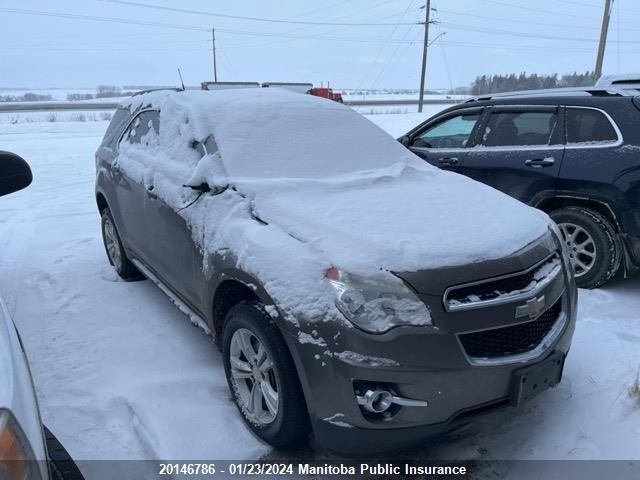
0, 409, 43, 480
548, 221, 575, 280
325, 268, 432, 333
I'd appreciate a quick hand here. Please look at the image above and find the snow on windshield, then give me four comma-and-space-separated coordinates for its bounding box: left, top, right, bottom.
202, 91, 422, 179
123, 88, 424, 181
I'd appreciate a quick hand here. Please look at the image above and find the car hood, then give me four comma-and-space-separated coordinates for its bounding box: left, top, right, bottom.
244, 164, 552, 278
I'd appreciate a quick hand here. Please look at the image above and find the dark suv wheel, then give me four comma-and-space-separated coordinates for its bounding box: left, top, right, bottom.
222, 302, 309, 447
550, 207, 621, 289
100, 209, 144, 281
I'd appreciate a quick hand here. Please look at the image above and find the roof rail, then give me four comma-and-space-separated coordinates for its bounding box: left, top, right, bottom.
262, 82, 313, 93
201, 81, 261, 90
131, 87, 181, 97
464, 86, 637, 103
201, 81, 314, 93
595, 74, 640, 88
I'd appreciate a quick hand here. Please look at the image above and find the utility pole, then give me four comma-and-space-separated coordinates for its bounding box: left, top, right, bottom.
418, 0, 431, 113
595, 0, 614, 81
212, 27, 218, 82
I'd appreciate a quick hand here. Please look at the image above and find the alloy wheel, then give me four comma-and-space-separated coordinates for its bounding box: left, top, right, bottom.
103, 217, 122, 271
558, 222, 597, 278
229, 328, 280, 425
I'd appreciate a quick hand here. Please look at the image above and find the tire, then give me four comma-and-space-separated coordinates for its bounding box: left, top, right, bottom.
550, 207, 621, 289
222, 301, 309, 447
45, 426, 85, 480
100, 208, 144, 281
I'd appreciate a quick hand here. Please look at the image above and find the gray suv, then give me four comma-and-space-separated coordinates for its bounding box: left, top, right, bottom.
94, 88, 577, 454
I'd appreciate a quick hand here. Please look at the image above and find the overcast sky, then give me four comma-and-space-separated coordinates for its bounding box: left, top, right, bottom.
1, 0, 638, 90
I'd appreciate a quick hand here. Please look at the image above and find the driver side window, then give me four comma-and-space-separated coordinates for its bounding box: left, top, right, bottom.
411, 112, 480, 149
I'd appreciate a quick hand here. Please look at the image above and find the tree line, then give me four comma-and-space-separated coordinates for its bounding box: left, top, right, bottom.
470, 71, 596, 95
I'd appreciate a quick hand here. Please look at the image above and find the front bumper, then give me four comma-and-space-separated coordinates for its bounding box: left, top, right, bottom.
283, 261, 577, 455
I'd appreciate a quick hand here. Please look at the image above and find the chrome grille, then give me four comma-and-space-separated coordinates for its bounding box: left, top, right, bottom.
445, 253, 562, 312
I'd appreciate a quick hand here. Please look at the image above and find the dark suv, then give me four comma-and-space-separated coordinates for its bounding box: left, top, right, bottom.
400, 86, 640, 288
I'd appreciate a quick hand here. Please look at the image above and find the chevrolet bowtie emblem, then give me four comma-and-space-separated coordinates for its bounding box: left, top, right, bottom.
516, 295, 546, 319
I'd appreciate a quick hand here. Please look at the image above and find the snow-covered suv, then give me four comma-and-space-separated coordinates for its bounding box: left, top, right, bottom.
95, 88, 577, 454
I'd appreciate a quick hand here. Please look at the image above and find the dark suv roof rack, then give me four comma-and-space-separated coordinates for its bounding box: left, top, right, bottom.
595, 74, 640, 88
464, 86, 640, 103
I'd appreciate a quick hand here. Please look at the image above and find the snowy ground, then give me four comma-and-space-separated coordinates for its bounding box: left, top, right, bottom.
0, 116, 639, 477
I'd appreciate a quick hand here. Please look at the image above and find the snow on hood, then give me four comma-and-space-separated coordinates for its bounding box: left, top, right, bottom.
246, 166, 551, 276
117, 89, 551, 319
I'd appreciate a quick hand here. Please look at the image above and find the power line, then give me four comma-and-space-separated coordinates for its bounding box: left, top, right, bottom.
356, 0, 417, 90
221, 0, 415, 50
436, 7, 617, 31
432, 3, 453, 92
0, 7, 210, 31
98, 0, 419, 26
438, 21, 598, 42
481, 0, 601, 21
215, 28, 421, 44
371, 3, 421, 89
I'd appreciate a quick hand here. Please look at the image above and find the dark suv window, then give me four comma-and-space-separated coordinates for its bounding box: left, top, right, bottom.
482, 111, 558, 147
120, 110, 160, 147
411, 112, 480, 149
566, 108, 618, 144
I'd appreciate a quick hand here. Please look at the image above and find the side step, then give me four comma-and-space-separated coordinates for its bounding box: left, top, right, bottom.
131, 259, 212, 336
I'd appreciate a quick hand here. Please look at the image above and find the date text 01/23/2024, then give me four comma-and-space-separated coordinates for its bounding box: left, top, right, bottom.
158, 463, 469, 476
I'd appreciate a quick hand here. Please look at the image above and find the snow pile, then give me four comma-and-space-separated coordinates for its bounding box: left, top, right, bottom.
117, 89, 551, 320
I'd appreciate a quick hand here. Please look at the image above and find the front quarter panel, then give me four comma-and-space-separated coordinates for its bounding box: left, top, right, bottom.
0, 296, 48, 470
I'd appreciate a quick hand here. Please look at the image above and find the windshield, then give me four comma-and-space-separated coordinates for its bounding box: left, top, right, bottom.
210, 102, 422, 180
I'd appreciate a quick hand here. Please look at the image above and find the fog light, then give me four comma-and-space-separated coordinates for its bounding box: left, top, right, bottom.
359, 389, 394, 413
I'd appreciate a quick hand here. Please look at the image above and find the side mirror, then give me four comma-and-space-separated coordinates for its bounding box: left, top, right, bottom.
398, 135, 411, 147
0, 151, 32, 197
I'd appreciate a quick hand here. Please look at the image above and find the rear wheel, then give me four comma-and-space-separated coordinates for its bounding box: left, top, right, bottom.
100, 209, 144, 281
550, 207, 621, 289
222, 302, 309, 447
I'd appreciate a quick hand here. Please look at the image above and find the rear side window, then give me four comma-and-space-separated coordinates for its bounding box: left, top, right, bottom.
120, 110, 160, 147
101, 108, 130, 148
482, 111, 558, 147
566, 108, 618, 144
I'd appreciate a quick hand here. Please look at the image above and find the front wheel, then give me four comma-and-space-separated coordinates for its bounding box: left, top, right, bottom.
550, 207, 621, 289
222, 302, 309, 447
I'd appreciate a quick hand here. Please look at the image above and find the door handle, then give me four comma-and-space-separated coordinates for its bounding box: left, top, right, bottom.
437, 157, 459, 166
146, 186, 158, 199
525, 157, 555, 167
